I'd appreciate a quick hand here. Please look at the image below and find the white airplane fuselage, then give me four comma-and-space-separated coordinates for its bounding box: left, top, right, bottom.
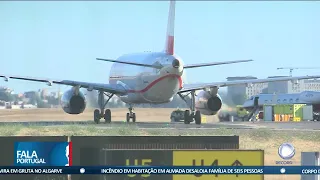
243, 91, 320, 111
109, 52, 185, 104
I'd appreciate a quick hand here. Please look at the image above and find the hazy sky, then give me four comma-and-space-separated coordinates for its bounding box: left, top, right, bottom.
0, 1, 319, 93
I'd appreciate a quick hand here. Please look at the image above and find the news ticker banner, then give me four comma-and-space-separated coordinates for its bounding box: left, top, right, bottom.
77, 149, 264, 180
1, 166, 320, 175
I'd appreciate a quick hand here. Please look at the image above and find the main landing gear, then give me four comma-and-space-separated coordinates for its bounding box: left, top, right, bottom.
178, 91, 201, 125
94, 91, 113, 124
126, 105, 136, 123
93, 91, 137, 124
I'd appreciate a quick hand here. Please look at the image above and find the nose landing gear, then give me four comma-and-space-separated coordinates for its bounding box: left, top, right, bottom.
126, 105, 136, 123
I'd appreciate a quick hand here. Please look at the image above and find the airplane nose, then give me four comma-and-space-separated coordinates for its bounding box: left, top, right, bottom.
172, 59, 180, 68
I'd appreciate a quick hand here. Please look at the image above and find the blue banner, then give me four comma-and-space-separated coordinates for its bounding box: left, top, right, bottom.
14, 142, 71, 166
1, 166, 320, 174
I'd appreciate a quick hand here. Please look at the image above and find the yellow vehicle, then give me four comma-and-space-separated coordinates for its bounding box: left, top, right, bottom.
236, 105, 249, 121
218, 105, 249, 121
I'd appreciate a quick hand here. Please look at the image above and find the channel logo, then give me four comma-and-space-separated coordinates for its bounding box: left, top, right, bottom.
14, 142, 72, 166
275, 143, 295, 165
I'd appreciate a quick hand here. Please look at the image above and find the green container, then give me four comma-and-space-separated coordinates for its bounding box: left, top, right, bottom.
273, 104, 306, 121
273, 105, 283, 114
283, 105, 293, 114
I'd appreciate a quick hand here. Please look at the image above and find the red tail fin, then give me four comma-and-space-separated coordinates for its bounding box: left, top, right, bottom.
165, 0, 175, 55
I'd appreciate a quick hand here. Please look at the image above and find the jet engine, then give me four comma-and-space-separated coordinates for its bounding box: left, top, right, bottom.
195, 90, 222, 115
61, 87, 86, 114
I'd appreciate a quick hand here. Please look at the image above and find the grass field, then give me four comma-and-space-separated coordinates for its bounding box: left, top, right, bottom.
1, 108, 319, 180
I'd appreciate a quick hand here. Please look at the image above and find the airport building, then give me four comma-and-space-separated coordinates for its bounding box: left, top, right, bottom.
227, 76, 320, 98
226, 76, 268, 98
267, 76, 320, 94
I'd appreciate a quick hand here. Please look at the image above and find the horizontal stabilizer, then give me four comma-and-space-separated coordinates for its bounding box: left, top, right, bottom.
96, 58, 163, 69
184, 59, 253, 69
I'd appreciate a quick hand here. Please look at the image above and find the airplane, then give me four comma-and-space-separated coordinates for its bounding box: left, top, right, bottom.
243, 91, 320, 112
1, 0, 320, 125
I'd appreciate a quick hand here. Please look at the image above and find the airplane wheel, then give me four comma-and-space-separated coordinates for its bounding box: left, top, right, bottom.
94, 109, 100, 124
126, 113, 130, 122
132, 113, 136, 123
195, 110, 201, 125
184, 110, 190, 124
104, 109, 111, 123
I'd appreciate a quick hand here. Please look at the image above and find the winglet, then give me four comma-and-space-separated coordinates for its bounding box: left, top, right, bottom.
164, 0, 175, 55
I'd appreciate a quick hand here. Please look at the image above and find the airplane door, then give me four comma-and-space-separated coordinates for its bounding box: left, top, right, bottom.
254, 97, 259, 107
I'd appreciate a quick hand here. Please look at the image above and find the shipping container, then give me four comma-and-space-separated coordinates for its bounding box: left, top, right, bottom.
272, 104, 307, 121
283, 105, 294, 114
273, 105, 283, 114
263, 105, 273, 121
264, 104, 307, 122
302, 105, 313, 121
274, 105, 287, 114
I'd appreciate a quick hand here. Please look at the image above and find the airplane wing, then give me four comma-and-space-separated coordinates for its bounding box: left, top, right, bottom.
96, 58, 163, 69
0, 74, 127, 95
96, 58, 252, 69
183, 59, 253, 69
179, 75, 320, 93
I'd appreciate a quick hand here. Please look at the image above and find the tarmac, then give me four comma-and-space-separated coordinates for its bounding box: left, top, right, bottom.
1, 120, 320, 131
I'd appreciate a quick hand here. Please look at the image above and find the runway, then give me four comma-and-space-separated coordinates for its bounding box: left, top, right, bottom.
1, 120, 320, 131
0, 107, 319, 131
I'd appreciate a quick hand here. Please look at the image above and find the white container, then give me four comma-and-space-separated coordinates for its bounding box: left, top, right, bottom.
303, 105, 313, 121
263, 105, 273, 121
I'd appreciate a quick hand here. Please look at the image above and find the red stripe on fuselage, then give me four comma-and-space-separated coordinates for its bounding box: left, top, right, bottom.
122, 74, 182, 93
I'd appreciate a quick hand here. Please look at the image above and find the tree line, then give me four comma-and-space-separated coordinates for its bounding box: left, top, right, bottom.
0, 89, 245, 109
0, 91, 59, 108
